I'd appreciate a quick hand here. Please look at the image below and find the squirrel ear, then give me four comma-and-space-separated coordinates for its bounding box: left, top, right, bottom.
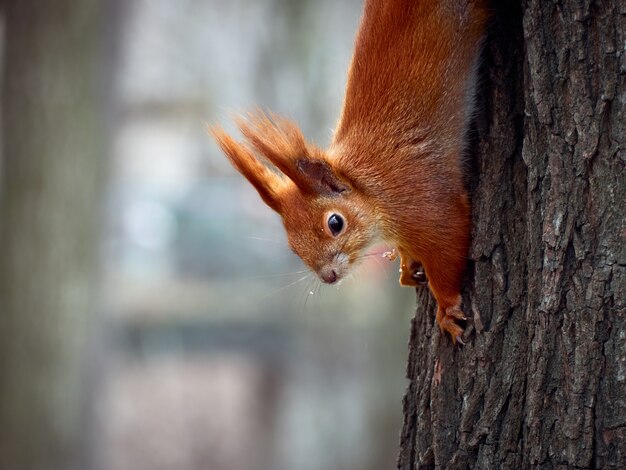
236, 113, 312, 192
237, 112, 350, 197
296, 158, 351, 196
210, 125, 285, 212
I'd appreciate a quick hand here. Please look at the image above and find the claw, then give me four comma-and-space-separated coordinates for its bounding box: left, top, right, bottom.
436, 304, 466, 344
411, 270, 427, 285
446, 305, 467, 321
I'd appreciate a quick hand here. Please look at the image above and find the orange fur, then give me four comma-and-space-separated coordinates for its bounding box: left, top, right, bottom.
211, 0, 488, 343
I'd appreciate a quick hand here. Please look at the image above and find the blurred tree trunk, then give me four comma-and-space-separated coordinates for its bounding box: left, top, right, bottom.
0, 1, 114, 469
398, 1, 625, 468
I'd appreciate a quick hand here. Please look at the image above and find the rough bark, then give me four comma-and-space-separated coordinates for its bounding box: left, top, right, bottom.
0, 1, 112, 469
398, 1, 625, 468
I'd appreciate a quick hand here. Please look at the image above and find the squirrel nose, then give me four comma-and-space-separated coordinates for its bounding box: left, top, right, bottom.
320, 268, 338, 284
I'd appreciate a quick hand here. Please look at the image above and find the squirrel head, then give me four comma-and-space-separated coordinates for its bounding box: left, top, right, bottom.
211, 112, 379, 284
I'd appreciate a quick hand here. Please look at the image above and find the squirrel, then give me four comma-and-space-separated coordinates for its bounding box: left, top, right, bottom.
210, 0, 488, 343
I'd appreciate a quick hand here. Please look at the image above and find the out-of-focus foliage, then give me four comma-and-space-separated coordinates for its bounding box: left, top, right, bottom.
1, 1, 416, 469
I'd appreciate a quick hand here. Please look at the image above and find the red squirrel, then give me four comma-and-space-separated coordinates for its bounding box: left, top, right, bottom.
211, 0, 488, 342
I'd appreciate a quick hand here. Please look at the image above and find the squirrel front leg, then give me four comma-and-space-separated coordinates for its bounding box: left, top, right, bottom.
399, 195, 470, 343
399, 247, 466, 343
420, 240, 469, 344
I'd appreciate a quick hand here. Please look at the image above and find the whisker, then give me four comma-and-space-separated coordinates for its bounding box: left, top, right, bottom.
355, 252, 384, 261
301, 275, 318, 314
272, 252, 300, 260
242, 269, 309, 281
371, 254, 387, 275
354, 249, 389, 260
342, 272, 354, 287
244, 235, 288, 246
260, 273, 311, 299
313, 279, 323, 305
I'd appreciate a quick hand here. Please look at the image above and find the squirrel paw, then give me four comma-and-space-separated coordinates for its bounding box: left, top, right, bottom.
436, 304, 466, 344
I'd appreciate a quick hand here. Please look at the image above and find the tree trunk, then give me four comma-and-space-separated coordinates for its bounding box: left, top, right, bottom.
0, 1, 113, 469
398, 1, 625, 468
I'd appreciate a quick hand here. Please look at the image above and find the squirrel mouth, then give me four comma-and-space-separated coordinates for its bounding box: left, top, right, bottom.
319, 267, 339, 284
318, 253, 349, 284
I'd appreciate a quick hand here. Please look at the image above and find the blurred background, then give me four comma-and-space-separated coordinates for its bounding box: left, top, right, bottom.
0, 1, 415, 469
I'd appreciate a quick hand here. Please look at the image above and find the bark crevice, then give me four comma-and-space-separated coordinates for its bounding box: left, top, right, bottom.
397, 1, 625, 468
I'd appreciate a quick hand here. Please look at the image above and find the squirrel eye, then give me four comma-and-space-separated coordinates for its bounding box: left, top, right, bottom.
327, 213, 344, 236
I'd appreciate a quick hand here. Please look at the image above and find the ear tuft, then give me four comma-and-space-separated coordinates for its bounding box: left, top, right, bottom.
213, 111, 353, 200
236, 112, 311, 189
209, 125, 285, 212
